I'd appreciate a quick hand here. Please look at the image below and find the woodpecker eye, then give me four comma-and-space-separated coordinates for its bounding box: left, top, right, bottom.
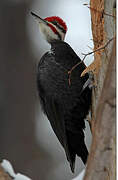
51, 20, 66, 34
51, 20, 58, 25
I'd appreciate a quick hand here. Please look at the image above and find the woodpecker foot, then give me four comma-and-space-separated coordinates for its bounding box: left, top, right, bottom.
82, 72, 95, 91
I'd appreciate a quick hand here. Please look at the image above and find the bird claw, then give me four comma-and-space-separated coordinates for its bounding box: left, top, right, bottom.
81, 56, 102, 90
82, 72, 94, 91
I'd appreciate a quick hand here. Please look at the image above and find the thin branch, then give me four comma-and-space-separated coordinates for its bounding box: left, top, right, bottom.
68, 37, 114, 85
82, 37, 114, 57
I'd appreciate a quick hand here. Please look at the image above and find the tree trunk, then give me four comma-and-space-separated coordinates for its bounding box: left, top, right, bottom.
84, 0, 116, 179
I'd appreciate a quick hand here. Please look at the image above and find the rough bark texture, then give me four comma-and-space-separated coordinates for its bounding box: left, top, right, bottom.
90, 0, 116, 128
84, 0, 116, 179
84, 38, 116, 180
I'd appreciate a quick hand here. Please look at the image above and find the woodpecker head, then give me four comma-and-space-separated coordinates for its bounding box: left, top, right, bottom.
31, 12, 67, 43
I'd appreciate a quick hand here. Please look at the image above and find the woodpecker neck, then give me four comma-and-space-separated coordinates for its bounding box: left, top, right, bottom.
50, 40, 82, 70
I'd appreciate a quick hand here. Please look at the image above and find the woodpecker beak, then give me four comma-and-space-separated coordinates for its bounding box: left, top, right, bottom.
31, 12, 48, 24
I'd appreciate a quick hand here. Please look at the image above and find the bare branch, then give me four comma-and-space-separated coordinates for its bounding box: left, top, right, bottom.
68, 37, 114, 85
82, 37, 114, 57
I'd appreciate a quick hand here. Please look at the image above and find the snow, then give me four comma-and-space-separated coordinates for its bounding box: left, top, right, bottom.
14, 174, 32, 180
1, 159, 32, 180
1, 160, 16, 178
1, 159, 86, 180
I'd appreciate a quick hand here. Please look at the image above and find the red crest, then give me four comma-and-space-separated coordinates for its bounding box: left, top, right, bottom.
45, 16, 67, 32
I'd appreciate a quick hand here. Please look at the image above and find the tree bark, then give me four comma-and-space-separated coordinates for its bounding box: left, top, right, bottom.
84, 0, 116, 179
84, 38, 116, 180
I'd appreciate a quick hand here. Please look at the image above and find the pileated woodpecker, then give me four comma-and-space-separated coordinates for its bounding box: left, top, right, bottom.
31, 12, 92, 173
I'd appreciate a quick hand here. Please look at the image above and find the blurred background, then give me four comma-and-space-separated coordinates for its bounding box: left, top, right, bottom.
0, 0, 93, 179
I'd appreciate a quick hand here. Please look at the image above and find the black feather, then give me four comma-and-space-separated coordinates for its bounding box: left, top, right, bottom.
37, 40, 92, 172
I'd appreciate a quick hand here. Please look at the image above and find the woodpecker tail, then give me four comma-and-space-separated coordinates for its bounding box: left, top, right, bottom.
77, 141, 88, 164
66, 130, 88, 172
68, 152, 76, 173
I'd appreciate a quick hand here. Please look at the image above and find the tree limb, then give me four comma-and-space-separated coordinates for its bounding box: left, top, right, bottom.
68, 37, 114, 85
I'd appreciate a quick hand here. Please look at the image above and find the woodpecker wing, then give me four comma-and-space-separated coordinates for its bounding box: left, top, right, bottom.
37, 45, 91, 172
37, 52, 79, 171
46, 95, 73, 158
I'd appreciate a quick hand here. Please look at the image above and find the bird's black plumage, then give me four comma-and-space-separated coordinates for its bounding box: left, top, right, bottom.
37, 40, 92, 172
